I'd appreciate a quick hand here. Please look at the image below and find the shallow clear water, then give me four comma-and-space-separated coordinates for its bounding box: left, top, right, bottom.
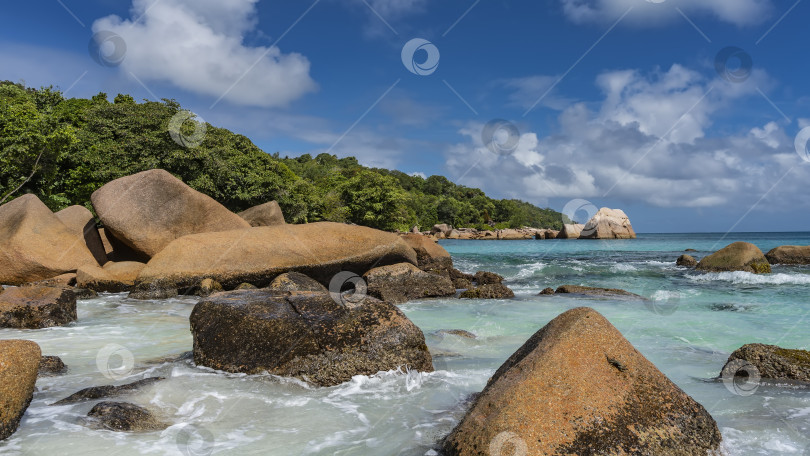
2, 233, 810, 455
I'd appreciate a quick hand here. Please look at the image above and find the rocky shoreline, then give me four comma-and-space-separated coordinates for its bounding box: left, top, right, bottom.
1, 169, 809, 451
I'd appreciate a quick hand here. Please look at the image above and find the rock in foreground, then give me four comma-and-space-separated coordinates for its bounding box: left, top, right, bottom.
442, 307, 721, 456
137, 222, 417, 289
0, 194, 98, 285
721, 343, 810, 383
696, 242, 771, 274
91, 169, 250, 258
190, 290, 432, 386
765, 245, 810, 265
0, 340, 41, 441
579, 207, 637, 239
363, 263, 455, 304
0, 286, 77, 328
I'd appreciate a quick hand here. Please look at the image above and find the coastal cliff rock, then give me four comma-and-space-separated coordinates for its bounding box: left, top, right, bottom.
190, 290, 433, 386
721, 344, 810, 383
0, 194, 98, 285
677, 254, 698, 267
400, 233, 453, 272
441, 307, 722, 456
238, 201, 285, 227
557, 223, 585, 239
54, 205, 108, 265
696, 242, 771, 274
579, 208, 637, 239
0, 340, 41, 441
76, 261, 146, 292
91, 169, 250, 258
136, 222, 417, 289
0, 286, 77, 328
765, 245, 810, 265
363, 262, 455, 304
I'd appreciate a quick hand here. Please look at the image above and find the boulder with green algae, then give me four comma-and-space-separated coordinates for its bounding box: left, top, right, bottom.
721, 343, 810, 383
696, 242, 771, 274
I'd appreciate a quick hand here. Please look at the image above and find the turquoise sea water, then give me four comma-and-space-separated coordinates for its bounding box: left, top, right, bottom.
1, 233, 809, 455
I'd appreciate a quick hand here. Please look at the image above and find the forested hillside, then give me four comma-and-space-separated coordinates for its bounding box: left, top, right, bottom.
0, 81, 563, 231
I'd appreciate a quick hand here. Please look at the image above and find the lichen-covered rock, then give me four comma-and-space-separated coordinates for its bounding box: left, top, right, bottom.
555, 285, 646, 300
190, 290, 433, 386
86, 402, 167, 432
363, 263, 455, 304
452, 278, 472, 290
765, 245, 810, 265
677, 254, 698, 267
238, 201, 285, 227
720, 343, 810, 383
473, 271, 503, 285
459, 283, 515, 299
696, 242, 771, 274
442, 307, 722, 456
0, 286, 77, 328
0, 340, 41, 441
52, 377, 164, 406
192, 278, 224, 297
127, 279, 178, 300
267, 272, 326, 293
39, 356, 68, 376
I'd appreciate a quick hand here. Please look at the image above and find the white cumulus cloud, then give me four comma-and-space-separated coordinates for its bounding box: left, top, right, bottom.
92, 0, 317, 107
560, 0, 774, 26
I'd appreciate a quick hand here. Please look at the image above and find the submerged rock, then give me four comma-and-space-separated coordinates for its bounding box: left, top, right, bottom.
190, 290, 432, 386
0, 286, 77, 329
39, 355, 68, 376
765, 245, 810, 265
554, 285, 646, 300
91, 169, 250, 259
579, 207, 637, 239
267, 272, 326, 293
86, 402, 167, 432
538, 287, 555, 295
459, 283, 515, 299
720, 343, 810, 383
363, 263, 455, 304
677, 254, 698, 267
435, 329, 476, 339
441, 307, 722, 456
52, 377, 164, 406
238, 201, 285, 227
0, 340, 41, 441
473, 271, 503, 285
696, 242, 771, 274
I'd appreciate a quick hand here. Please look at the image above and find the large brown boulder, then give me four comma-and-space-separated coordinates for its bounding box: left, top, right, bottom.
556, 223, 585, 239
137, 222, 417, 289
579, 207, 637, 239
190, 290, 433, 386
90, 169, 250, 258
98, 228, 146, 263
0, 286, 77, 328
400, 233, 453, 272
54, 205, 107, 265
0, 340, 41, 441
442, 307, 722, 456
696, 242, 771, 274
0, 195, 98, 285
720, 343, 810, 383
238, 201, 285, 227
363, 263, 455, 304
76, 261, 146, 292
765, 245, 810, 265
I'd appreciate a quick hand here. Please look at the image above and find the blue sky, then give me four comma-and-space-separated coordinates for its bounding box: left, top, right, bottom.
2, 0, 809, 232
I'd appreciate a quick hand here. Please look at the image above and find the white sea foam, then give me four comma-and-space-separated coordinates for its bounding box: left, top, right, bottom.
513, 262, 546, 278
689, 271, 810, 285
610, 263, 637, 272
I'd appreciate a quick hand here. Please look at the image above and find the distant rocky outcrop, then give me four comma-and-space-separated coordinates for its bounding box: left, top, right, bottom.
720, 344, 810, 383
579, 208, 637, 239
557, 223, 585, 239
696, 242, 771, 274
0, 194, 98, 285
91, 169, 251, 259
0, 340, 41, 441
238, 201, 285, 227
0, 286, 77, 328
765, 245, 810, 265
190, 289, 432, 386
441, 307, 722, 456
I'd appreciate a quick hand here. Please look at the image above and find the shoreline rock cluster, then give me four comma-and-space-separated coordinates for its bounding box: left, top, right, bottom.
675, 241, 810, 273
